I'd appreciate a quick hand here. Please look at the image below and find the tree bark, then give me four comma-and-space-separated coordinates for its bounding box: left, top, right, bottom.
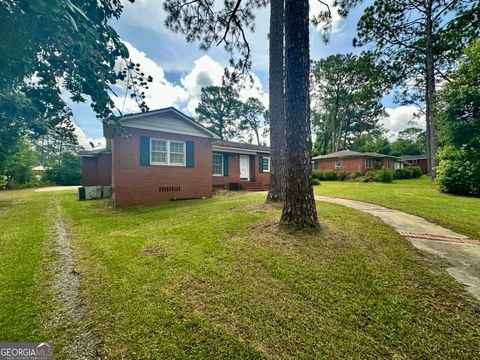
425, 0, 438, 178
266, 0, 286, 203
280, 0, 319, 230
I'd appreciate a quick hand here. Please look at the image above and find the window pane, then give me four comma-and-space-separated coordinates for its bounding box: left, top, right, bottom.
170, 153, 184, 164
151, 139, 167, 164
263, 157, 270, 171
170, 142, 184, 154
212, 154, 223, 175
152, 151, 167, 163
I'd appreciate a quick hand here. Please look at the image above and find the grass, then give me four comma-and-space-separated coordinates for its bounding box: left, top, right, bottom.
0, 190, 54, 340
1, 189, 479, 358
314, 176, 480, 239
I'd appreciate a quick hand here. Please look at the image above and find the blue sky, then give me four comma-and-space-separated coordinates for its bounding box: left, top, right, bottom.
71, 0, 421, 148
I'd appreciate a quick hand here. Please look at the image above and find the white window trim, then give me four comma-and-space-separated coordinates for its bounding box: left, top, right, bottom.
335, 160, 342, 169
411, 159, 418, 164
212, 153, 224, 176
263, 156, 270, 173
150, 138, 186, 166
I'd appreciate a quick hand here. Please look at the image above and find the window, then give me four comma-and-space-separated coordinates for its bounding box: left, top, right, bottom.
212, 153, 223, 176
262, 156, 270, 172
150, 138, 185, 166
411, 159, 418, 164
335, 160, 342, 169
365, 158, 373, 169
375, 158, 382, 167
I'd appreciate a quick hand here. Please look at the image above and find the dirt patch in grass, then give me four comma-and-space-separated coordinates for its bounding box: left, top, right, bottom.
229, 202, 280, 214
142, 245, 168, 258
44, 200, 101, 358
0, 199, 21, 219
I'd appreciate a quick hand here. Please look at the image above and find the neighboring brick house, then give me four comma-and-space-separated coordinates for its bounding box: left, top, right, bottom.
400, 154, 428, 173
312, 150, 405, 173
79, 107, 270, 207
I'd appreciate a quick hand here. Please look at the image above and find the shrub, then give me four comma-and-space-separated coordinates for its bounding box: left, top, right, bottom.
312, 169, 323, 181
377, 168, 394, 183
436, 146, 480, 197
337, 171, 348, 181
395, 168, 412, 179
43, 152, 81, 185
409, 166, 422, 178
312, 178, 321, 186
323, 170, 338, 181
0, 175, 7, 190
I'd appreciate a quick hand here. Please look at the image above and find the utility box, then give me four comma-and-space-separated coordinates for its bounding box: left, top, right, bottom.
79, 186, 112, 200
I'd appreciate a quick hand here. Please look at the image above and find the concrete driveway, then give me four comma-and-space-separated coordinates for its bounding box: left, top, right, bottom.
315, 195, 480, 301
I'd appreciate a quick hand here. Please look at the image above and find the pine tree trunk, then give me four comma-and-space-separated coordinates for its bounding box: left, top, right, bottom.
266, 0, 286, 203
280, 0, 319, 230
425, 0, 438, 178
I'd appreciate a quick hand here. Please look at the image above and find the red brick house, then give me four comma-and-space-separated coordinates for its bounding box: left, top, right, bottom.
79, 107, 270, 207
400, 154, 428, 173
312, 150, 404, 173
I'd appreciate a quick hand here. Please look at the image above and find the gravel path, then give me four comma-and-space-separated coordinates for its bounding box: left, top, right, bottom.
315, 195, 480, 301
47, 201, 101, 359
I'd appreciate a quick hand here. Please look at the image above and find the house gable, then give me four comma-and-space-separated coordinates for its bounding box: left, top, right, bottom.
119, 107, 219, 139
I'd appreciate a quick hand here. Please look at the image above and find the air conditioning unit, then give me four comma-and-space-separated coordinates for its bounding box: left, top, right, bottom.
78, 186, 112, 200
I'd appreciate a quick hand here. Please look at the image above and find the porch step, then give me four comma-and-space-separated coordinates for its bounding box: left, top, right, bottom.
241, 182, 268, 192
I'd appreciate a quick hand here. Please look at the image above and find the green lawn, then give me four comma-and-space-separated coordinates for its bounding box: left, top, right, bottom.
314, 176, 480, 239
0, 189, 479, 358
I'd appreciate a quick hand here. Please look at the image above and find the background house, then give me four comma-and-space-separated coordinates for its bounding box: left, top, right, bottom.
312, 150, 404, 173
400, 154, 428, 173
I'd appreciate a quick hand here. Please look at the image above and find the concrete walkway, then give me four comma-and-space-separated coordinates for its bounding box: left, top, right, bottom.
315, 195, 480, 301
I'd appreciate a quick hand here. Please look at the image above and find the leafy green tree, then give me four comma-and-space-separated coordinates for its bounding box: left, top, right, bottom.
311, 53, 388, 155
44, 152, 82, 186
437, 41, 480, 196
3, 140, 38, 187
239, 97, 266, 145
354, 0, 480, 176
0, 0, 151, 170
195, 85, 243, 140
390, 127, 426, 156
351, 134, 391, 155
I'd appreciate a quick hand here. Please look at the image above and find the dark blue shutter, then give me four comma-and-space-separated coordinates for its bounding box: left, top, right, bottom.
258, 155, 264, 173
140, 136, 150, 166
186, 141, 194, 167
223, 153, 229, 176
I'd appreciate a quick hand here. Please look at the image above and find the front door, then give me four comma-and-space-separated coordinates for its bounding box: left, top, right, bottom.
240, 155, 250, 181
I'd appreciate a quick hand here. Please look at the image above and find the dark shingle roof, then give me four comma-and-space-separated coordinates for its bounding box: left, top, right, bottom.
312, 149, 400, 160
212, 140, 270, 153
399, 154, 427, 160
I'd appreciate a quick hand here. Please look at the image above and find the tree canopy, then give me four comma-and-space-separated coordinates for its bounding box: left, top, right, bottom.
311, 53, 388, 155
0, 0, 150, 170
354, 0, 480, 175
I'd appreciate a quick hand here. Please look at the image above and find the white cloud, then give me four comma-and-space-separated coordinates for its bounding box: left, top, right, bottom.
179, 54, 269, 115
112, 41, 189, 114
74, 125, 106, 150
181, 55, 225, 98
383, 105, 425, 138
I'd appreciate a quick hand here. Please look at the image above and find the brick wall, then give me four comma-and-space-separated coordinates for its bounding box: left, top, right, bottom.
112, 128, 213, 207
315, 158, 366, 172
314, 157, 402, 173
81, 153, 112, 186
